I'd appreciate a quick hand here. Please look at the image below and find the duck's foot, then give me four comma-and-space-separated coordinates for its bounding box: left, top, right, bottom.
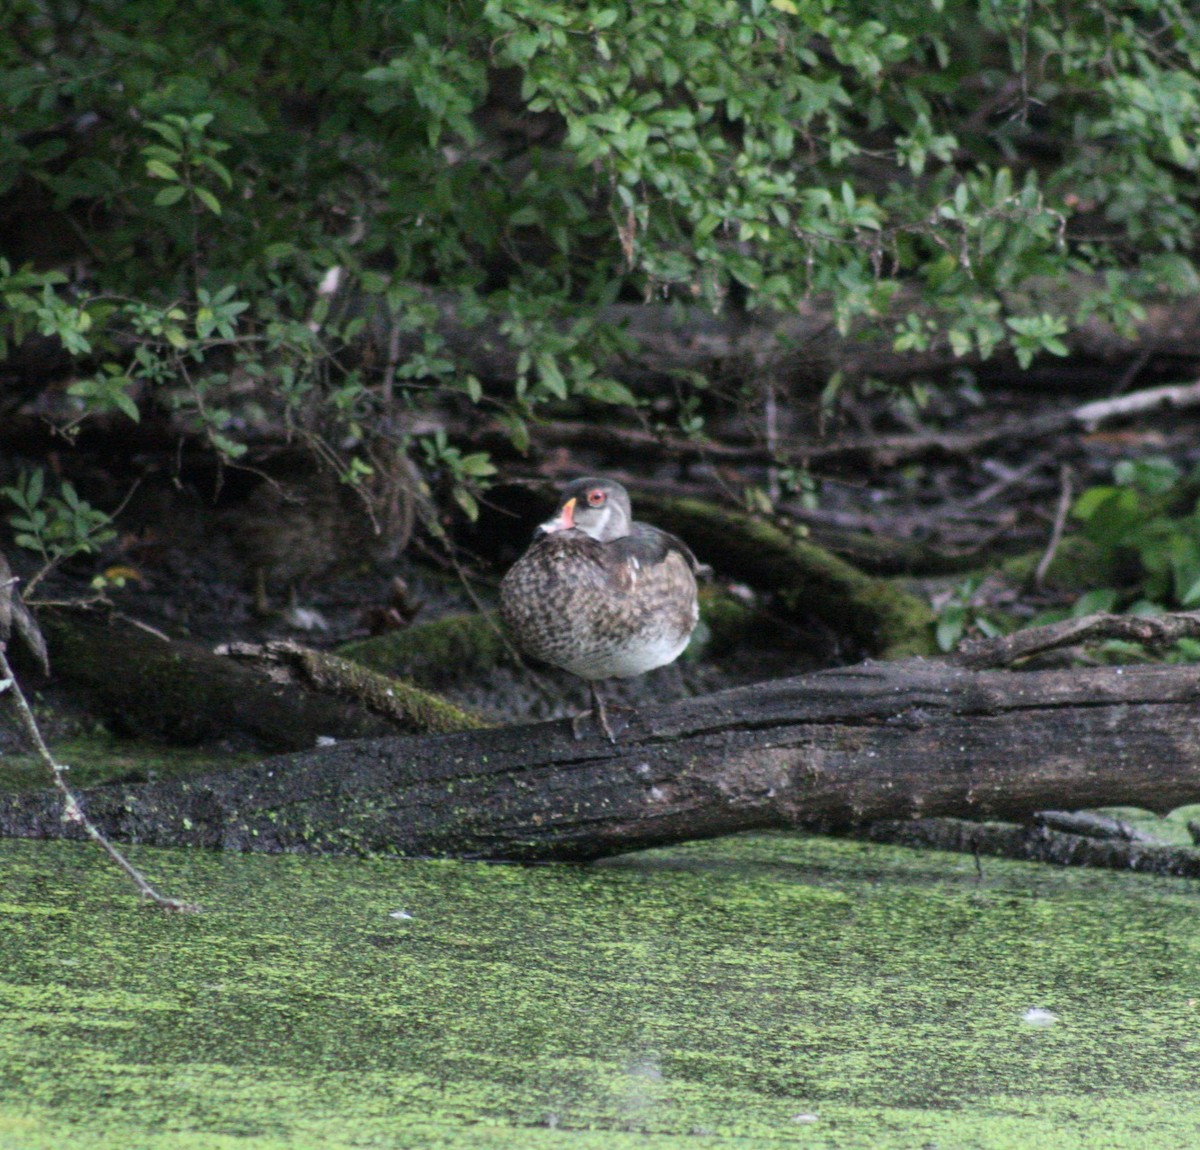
570, 682, 633, 743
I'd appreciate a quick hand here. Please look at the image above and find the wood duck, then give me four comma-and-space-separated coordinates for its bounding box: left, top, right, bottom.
499, 477, 700, 740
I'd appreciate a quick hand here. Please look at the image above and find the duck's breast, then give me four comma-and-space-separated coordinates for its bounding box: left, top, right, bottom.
500, 532, 698, 679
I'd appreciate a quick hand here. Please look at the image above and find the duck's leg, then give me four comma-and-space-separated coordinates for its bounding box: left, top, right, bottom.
591, 680, 616, 742
570, 681, 632, 743
571, 680, 609, 741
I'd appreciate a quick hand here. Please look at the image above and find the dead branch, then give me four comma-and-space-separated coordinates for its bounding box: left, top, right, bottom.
858, 817, 1200, 879
521, 376, 1200, 478
955, 610, 1200, 670
38, 608, 403, 751
1, 562, 197, 910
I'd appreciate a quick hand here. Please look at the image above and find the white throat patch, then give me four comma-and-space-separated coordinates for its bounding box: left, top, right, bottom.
581, 503, 613, 540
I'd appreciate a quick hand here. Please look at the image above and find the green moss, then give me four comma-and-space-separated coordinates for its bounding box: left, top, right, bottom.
2, 833, 1200, 1147
1001, 535, 1126, 593
338, 612, 511, 688
693, 586, 755, 657
287, 645, 487, 733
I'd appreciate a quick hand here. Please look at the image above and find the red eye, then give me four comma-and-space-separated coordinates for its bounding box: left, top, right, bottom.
587, 489, 606, 507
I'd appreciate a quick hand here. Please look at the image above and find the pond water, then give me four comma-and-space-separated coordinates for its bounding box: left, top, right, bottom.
1, 833, 1198, 1148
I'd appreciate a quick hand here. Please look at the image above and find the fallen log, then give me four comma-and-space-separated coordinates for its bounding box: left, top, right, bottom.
3, 656, 1200, 861
19, 608, 484, 755
525, 378, 1200, 473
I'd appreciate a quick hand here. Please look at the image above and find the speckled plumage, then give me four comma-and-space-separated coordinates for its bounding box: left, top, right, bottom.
499, 477, 700, 738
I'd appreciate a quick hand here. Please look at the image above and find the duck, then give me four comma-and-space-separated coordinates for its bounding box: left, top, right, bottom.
499, 477, 700, 740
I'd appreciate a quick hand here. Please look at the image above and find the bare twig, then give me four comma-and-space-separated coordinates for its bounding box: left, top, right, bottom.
959, 451, 1056, 510
1032, 463, 1073, 589
955, 609, 1200, 670
0, 640, 199, 912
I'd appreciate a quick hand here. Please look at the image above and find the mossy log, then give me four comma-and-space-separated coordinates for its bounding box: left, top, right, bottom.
31, 610, 475, 751
640, 496, 936, 659
218, 640, 487, 733
4, 656, 1200, 861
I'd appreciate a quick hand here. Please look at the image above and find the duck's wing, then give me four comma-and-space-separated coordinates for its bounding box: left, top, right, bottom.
607, 523, 701, 575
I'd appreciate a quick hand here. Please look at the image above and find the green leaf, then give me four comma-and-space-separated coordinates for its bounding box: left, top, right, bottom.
1181, 576, 1200, 607
536, 354, 567, 400
498, 413, 530, 454
145, 159, 178, 181
1071, 485, 1120, 521
194, 187, 222, 216
458, 452, 497, 478
196, 154, 234, 188
146, 120, 183, 149
935, 606, 965, 653
1071, 588, 1119, 616
153, 185, 187, 207
453, 486, 479, 520
112, 389, 141, 422
580, 377, 638, 406
207, 432, 248, 459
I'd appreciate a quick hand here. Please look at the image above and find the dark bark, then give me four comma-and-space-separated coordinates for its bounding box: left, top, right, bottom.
3, 657, 1200, 861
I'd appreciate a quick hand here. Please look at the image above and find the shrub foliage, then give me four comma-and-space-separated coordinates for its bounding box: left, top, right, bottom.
3, 1, 1199, 494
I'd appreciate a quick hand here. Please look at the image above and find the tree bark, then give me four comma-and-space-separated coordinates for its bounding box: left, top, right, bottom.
3, 657, 1200, 861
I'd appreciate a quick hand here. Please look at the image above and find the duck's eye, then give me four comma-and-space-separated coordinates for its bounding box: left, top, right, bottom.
587, 489, 606, 507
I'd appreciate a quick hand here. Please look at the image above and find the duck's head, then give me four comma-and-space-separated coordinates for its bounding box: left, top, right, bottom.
538, 477, 632, 543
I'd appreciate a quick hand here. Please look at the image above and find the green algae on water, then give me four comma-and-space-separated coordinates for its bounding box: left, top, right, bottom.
1, 833, 1199, 1149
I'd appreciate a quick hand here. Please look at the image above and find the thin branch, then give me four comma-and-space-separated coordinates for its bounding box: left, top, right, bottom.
1072, 377, 1200, 429
1032, 463, 1073, 590
955, 609, 1200, 670
0, 642, 199, 912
